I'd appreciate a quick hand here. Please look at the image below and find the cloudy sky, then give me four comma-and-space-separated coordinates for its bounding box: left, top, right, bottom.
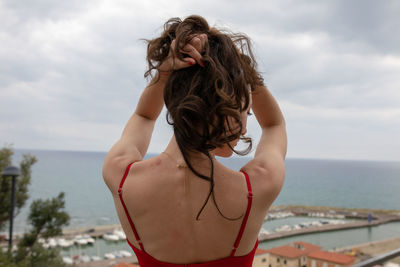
0, 0, 399, 161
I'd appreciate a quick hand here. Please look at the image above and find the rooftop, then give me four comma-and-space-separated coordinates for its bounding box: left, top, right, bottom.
255, 248, 270, 256
266, 245, 309, 258
265, 241, 322, 258
293, 241, 322, 254
308, 250, 355, 264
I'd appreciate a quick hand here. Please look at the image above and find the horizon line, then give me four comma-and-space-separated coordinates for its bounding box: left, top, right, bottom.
9, 147, 400, 164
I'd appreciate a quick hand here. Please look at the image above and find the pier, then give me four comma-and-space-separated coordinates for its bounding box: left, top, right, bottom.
260, 216, 400, 241
62, 223, 122, 239
260, 205, 400, 242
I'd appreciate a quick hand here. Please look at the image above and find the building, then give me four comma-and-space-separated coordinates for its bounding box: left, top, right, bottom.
259, 241, 322, 267
307, 250, 355, 267
253, 248, 271, 267
293, 241, 322, 255
267, 245, 308, 267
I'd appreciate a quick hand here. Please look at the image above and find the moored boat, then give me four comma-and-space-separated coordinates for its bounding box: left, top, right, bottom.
104, 252, 116, 259
103, 232, 120, 241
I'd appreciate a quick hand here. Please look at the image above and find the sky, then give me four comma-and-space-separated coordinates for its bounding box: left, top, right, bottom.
0, 0, 399, 161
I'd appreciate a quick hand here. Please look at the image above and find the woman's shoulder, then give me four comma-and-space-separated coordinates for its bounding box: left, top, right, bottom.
240, 157, 285, 206
102, 152, 159, 196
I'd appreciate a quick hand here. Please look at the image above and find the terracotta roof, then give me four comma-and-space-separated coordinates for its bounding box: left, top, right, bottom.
266, 245, 308, 258
255, 248, 270, 255
113, 263, 140, 267
308, 250, 355, 264
293, 241, 322, 254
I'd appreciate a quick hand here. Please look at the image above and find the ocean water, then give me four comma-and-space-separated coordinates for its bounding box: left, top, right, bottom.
58, 221, 400, 258
5, 149, 400, 234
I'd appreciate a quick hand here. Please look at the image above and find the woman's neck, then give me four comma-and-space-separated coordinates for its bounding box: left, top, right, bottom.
164, 136, 215, 166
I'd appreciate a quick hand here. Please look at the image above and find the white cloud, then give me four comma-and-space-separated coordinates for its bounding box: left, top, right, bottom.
0, 0, 399, 161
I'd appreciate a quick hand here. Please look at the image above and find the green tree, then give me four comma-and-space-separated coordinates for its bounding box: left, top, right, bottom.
1, 242, 66, 267
27, 192, 70, 241
13, 192, 70, 266
0, 146, 71, 266
0, 146, 37, 231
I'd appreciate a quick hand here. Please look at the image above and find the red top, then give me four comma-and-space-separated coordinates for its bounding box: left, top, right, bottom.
118, 163, 258, 267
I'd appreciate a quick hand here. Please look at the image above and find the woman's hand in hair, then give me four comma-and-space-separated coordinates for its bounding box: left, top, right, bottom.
158, 34, 207, 72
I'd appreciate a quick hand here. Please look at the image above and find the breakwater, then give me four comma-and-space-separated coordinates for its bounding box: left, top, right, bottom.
260, 205, 400, 241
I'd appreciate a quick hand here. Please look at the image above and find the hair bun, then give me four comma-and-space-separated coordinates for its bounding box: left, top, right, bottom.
169, 95, 208, 141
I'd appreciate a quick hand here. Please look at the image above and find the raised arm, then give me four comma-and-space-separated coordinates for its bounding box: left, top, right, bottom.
242, 84, 287, 200
103, 74, 168, 168
102, 35, 207, 194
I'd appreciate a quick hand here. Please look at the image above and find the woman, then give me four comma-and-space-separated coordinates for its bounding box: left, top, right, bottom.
103, 15, 286, 267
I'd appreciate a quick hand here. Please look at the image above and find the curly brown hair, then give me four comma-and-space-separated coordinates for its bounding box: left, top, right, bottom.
145, 15, 263, 221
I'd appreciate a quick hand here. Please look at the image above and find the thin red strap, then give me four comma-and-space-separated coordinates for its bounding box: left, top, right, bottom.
117, 163, 145, 251
230, 170, 253, 257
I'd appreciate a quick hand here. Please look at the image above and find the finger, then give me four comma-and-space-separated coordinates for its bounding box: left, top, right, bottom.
181, 44, 205, 67
169, 39, 177, 56
197, 33, 208, 52
174, 57, 195, 70
190, 36, 202, 53
189, 33, 207, 53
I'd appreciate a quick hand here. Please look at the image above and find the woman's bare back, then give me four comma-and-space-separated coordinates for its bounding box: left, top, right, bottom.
111, 155, 271, 264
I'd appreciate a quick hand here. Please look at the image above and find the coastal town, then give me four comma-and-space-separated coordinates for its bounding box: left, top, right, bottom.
3, 205, 399, 266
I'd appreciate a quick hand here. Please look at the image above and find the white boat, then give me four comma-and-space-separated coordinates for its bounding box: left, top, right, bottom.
258, 228, 270, 239
331, 219, 346, 224
275, 225, 291, 232
311, 221, 322, 227
91, 255, 102, 261
74, 238, 88, 246
298, 222, 308, 228
48, 238, 58, 248
267, 212, 295, 220
62, 256, 74, 265
104, 253, 116, 259
113, 229, 126, 239
103, 233, 120, 241
292, 224, 302, 230
80, 255, 91, 262
58, 238, 74, 248
119, 250, 132, 257
82, 234, 95, 244
113, 251, 122, 258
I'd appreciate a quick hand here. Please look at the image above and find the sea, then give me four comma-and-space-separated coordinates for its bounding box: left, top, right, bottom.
3, 149, 400, 256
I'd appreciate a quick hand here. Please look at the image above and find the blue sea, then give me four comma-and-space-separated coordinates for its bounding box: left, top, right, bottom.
7, 149, 400, 234
3, 149, 400, 257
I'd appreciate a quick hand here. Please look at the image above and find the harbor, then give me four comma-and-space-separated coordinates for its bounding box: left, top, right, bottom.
259, 206, 400, 241
3, 205, 398, 265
